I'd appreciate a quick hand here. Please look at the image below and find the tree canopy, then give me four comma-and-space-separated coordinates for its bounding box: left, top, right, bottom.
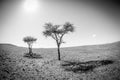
23, 36, 37, 46
43, 22, 74, 45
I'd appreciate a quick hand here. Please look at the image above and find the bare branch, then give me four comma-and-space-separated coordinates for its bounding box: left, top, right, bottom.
59, 33, 65, 45
51, 34, 56, 40
54, 33, 59, 44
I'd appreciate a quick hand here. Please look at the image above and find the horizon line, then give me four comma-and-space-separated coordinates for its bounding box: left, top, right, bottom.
0, 40, 119, 49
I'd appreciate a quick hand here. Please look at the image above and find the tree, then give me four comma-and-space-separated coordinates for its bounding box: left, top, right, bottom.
43, 22, 75, 60
23, 36, 37, 56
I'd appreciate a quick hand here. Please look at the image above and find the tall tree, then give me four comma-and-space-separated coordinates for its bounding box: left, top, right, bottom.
23, 36, 37, 56
43, 22, 75, 60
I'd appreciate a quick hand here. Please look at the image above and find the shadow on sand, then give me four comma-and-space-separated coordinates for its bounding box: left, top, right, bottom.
24, 53, 42, 59
61, 60, 114, 73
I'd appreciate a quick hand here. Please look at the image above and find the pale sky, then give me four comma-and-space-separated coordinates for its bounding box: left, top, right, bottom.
0, 0, 120, 48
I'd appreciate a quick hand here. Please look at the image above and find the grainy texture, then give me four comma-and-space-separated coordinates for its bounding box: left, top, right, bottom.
0, 41, 120, 80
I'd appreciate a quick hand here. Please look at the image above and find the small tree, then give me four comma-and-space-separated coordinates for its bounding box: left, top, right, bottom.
43, 22, 74, 60
23, 36, 37, 56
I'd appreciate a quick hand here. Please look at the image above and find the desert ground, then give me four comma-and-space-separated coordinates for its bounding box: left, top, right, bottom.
0, 41, 120, 80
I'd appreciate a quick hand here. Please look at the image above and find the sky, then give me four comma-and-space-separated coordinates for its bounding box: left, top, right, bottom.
0, 0, 120, 48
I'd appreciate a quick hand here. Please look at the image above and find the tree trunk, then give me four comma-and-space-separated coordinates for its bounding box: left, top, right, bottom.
29, 47, 32, 55
57, 45, 61, 60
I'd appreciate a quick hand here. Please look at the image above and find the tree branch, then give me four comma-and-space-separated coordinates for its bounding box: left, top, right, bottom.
54, 33, 59, 47
51, 34, 56, 40
59, 33, 65, 45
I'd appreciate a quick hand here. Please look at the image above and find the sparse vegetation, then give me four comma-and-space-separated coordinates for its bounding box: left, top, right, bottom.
61, 60, 114, 73
23, 36, 37, 57
0, 41, 120, 80
43, 22, 74, 60
24, 53, 42, 59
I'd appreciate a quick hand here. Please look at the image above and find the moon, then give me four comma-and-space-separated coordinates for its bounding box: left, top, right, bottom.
23, 0, 39, 12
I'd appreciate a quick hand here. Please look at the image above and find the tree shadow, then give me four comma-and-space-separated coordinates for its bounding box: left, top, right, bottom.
23, 53, 42, 59
61, 60, 114, 73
